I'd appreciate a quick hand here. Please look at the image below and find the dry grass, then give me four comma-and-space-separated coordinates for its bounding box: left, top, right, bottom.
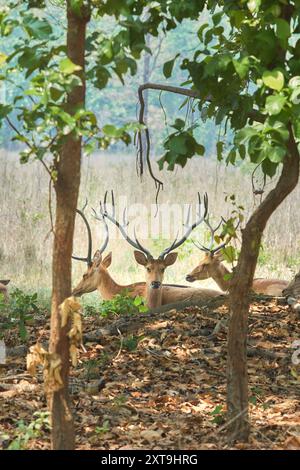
0, 149, 300, 300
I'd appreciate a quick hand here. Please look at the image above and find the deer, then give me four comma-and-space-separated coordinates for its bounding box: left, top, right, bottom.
99, 191, 222, 308
0, 280, 10, 303
185, 218, 289, 296
71, 207, 200, 302
72, 205, 146, 299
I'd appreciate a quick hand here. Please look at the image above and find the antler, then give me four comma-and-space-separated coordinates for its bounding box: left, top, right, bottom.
99, 190, 153, 260
158, 192, 208, 259
72, 200, 109, 266
192, 216, 240, 255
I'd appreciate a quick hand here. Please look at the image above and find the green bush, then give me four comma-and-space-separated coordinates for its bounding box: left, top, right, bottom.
84, 292, 148, 318
0, 288, 39, 341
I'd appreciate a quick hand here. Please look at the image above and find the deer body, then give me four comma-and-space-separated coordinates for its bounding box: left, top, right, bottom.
0, 280, 10, 303
72, 251, 221, 306
186, 252, 289, 296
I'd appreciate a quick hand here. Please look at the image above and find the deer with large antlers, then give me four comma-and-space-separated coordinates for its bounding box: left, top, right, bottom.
186, 218, 289, 296
72, 205, 146, 299
99, 191, 222, 308
71, 206, 203, 302
0, 280, 10, 303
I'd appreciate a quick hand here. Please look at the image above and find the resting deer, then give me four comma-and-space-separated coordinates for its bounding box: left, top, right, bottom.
72, 206, 146, 299
186, 218, 289, 296
72, 209, 200, 302
0, 280, 10, 303
100, 191, 222, 308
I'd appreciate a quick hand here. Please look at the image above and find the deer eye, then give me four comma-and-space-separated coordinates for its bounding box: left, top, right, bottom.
147, 267, 151, 272
83, 274, 88, 280
161, 268, 165, 273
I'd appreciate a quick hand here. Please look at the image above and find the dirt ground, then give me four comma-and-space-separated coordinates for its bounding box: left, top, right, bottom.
0, 297, 299, 450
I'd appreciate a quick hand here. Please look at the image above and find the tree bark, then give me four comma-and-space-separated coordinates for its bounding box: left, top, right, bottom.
227, 125, 300, 442
49, 2, 89, 450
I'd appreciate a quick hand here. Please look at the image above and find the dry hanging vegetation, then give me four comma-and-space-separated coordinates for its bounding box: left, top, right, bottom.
0, 294, 299, 450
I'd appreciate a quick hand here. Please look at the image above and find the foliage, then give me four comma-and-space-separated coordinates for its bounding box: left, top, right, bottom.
98, 293, 148, 317
95, 420, 110, 436
123, 334, 144, 351
0, 288, 39, 341
154, 0, 300, 178
210, 404, 225, 425
0, 1, 159, 173
1, 411, 50, 450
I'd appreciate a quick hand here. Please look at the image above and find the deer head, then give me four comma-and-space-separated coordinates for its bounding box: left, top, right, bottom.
186, 251, 224, 282
72, 202, 110, 297
186, 217, 239, 290
99, 190, 208, 308
72, 251, 112, 296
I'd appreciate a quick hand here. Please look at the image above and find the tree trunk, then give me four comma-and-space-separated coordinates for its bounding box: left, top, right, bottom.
49, 2, 89, 450
227, 126, 299, 442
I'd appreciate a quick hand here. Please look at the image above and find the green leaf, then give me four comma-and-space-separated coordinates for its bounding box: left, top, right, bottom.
234, 127, 258, 146
163, 54, 180, 79
262, 159, 278, 177
168, 135, 187, 155
247, 0, 261, 13
288, 76, 300, 89
268, 146, 286, 163
195, 143, 205, 155
0, 104, 12, 119
102, 124, 123, 138
212, 12, 223, 26
197, 23, 209, 41
293, 120, 300, 140
265, 95, 286, 115
94, 66, 111, 89
222, 246, 236, 263
0, 52, 7, 66
217, 141, 224, 161
23, 15, 52, 39
262, 70, 284, 91
171, 118, 185, 130
233, 57, 249, 79
59, 58, 82, 75
290, 88, 300, 105
275, 18, 290, 40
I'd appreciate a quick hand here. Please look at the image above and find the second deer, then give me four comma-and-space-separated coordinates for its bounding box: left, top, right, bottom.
186, 218, 289, 296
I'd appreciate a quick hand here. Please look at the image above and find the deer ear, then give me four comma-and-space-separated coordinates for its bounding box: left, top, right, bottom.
92, 250, 102, 267
102, 252, 112, 268
164, 252, 178, 266
134, 250, 148, 266
0, 280, 10, 286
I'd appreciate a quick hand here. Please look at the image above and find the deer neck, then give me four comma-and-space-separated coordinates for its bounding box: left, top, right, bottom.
146, 286, 163, 309
209, 261, 231, 292
97, 270, 123, 300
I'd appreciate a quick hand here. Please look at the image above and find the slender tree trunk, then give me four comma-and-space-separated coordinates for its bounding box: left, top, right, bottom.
227, 126, 300, 442
49, 2, 89, 450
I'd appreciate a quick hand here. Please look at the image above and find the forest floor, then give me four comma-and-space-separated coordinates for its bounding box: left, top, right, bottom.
0, 296, 299, 450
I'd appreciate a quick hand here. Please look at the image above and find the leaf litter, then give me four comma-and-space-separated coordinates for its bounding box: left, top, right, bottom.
0, 297, 299, 450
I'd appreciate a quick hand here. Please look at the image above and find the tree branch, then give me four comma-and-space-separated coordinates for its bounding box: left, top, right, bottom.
136, 83, 265, 191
